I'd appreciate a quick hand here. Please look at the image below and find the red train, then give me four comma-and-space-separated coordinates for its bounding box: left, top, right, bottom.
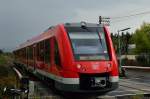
13, 22, 119, 93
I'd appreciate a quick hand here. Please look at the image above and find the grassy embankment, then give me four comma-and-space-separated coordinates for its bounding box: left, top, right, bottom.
0, 53, 17, 97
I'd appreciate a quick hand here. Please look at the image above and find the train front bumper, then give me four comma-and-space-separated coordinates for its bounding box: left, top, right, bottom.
55, 81, 118, 93
54, 74, 119, 93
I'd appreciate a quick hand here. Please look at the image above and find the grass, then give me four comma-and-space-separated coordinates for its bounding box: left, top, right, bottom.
0, 53, 14, 65
0, 53, 18, 98
0, 54, 7, 65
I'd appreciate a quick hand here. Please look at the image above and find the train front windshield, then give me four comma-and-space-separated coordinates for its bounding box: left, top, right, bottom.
66, 26, 109, 61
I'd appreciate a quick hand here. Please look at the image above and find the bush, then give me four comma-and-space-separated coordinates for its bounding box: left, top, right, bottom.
122, 58, 138, 66
0, 66, 8, 77
136, 53, 150, 66
0, 55, 7, 65
0, 49, 3, 55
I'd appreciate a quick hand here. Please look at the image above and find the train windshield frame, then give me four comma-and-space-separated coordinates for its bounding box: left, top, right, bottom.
65, 26, 110, 61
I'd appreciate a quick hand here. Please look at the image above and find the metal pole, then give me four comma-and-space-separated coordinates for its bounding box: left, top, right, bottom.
118, 27, 130, 76
118, 30, 121, 74
99, 16, 101, 24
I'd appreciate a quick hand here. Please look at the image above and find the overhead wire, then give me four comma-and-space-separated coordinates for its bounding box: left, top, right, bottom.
110, 10, 150, 23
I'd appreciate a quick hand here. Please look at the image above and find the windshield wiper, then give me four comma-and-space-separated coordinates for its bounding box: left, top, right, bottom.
96, 29, 103, 45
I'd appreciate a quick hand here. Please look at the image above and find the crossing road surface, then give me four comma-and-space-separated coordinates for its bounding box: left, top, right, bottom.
28, 77, 150, 99
99, 78, 150, 99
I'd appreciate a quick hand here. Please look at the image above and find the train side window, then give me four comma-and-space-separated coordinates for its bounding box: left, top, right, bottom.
45, 39, 50, 65
22, 48, 25, 62
28, 46, 33, 60
36, 43, 40, 61
20, 49, 23, 59
39, 41, 44, 61
23, 48, 26, 60
54, 39, 61, 66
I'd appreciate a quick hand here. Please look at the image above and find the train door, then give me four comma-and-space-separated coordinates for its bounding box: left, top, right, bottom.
27, 45, 34, 69
36, 41, 45, 69
50, 37, 62, 75
54, 38, 62, 70
44, 38, 51, 72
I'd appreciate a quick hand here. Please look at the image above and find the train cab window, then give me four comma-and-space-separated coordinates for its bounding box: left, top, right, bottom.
44, 39, 50, 64
54, 39, 61, 66
66, 27, 110, 61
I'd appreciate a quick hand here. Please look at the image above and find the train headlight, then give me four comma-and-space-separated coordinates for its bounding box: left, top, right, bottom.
77, 64, 81, 69
107, 63, 111, 67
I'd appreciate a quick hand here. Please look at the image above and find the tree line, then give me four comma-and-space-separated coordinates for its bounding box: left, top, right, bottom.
111, 22, 150, 55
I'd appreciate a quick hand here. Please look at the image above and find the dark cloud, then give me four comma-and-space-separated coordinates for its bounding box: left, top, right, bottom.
0, 0, 150, 51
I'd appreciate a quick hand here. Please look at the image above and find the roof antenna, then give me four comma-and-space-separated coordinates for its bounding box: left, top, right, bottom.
80, 21, 87, 29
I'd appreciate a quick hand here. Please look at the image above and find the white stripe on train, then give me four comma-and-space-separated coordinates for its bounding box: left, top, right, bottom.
110, 76, 119, 82
35, 68, 119, 84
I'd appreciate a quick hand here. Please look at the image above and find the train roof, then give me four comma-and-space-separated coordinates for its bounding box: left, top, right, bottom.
14, 22, 104, 51
64, 22, 103, 27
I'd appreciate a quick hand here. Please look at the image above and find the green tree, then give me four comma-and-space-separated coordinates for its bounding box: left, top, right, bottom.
111, 33, 119, 53
133, 22, 150, 53
111, 32, 133, 54
0, 49, 3, 54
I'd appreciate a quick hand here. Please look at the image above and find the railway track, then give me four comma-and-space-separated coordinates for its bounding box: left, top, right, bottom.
27, 77, 150, 99
12, 66, 150, 99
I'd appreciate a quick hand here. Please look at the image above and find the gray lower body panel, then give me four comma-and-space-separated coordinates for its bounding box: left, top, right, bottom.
55, 81, 118, 93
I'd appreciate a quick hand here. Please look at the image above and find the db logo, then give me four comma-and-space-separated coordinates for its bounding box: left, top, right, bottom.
92, 63, 99, 70
91, 62, 99, 70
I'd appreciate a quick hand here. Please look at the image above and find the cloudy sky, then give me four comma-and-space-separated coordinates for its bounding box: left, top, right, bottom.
0, 0, 150, 52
